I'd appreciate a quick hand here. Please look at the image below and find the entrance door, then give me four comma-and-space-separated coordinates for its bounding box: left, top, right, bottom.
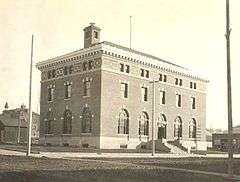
158, 126, 166, 139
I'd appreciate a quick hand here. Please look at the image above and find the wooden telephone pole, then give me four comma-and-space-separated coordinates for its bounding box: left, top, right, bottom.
225, 0, 233, 177
26, 35, 34, 156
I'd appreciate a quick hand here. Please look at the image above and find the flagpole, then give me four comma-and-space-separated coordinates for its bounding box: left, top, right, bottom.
225, 0, 233, 177
27, 35, 34, 156
130, 16, 132, 49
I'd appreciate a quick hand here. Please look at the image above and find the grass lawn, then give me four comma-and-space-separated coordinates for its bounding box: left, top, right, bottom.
0, 143, 168, 153
207, 148, 228, 154
0, 155, 238, 182
88, 157, 240, 175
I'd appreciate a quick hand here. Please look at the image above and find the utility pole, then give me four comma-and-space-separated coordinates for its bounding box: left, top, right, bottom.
27, 35, 34, 156
151, 80, 155, 156
225, 0, 233, 177
150, 80, 160, 156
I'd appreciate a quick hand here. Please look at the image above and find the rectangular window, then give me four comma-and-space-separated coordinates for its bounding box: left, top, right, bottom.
145, 70, 149, 78
191, 97, 196, 109
121, 83, 128, 98
190, 82, 193, 88
84, 80, 90, 96
163, 75, 167, 82
160, 90, 166, 105
159, 74, 167, 82
48, 87, 54, 101
194, 83, 197, 89
52, 70, 56, 78
69, 66, 73, 74
64, 66, 68, 75
120, 63, 124, 72
125, 65, 130, 73
140, 69, 144, 77
94, 31, 98, 39
83, 62, 87, 71
47, 71, 52, 79
179, 79, 183, 86
159, 74, 163, 81
175, 78, 178, 85
65, 84, 72, 99
142, 87, 148, 101
176, 94, 181, 107
88, 61, 93, 70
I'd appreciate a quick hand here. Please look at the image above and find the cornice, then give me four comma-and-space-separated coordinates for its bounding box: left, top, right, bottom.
36, 44, 103, 71
36, 41, 209, 83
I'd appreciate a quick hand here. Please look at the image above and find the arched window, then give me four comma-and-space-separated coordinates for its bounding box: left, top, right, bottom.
174, 116, 182, 138
63, 109, 72, 134
138, 112, 149, 136
160, 114, 167, 124
157, 114, 167, 139
118, 109, 129, 134
81, 107, 92, 133
189, 118, 197, 138
45, 111, 53, 134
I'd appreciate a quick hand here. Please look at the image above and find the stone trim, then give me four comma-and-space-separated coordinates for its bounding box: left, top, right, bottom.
40, 68, 101, 83
36, 42, 208, 82
102, 68, 207, 94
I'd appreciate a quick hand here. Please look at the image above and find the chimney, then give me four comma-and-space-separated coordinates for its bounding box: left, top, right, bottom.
83, 23, 101, 48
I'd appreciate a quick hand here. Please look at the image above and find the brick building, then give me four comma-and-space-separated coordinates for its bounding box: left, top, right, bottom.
0, 105, 40, 143
36, 23, 208, 150
212, 126, 240, 152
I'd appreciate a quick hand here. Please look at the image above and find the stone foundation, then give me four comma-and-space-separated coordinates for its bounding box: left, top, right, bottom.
40, 135, 207, 151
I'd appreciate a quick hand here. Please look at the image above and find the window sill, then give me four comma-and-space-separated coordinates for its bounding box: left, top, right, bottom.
45, 134, 54, 136
139, 135, 149, 138
83, 95, 90, 98
64, 98, 71, 101
61, 134, 72, 136
81, 133, 92, 136
117, 134, 129, 137
48, 100, 53, 103
174, 137, 182, 140
189, 137, 197, 141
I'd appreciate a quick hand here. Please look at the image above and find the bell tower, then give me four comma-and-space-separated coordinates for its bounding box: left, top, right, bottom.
83, 23, 101, 48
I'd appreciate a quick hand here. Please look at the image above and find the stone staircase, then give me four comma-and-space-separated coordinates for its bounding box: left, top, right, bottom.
143, 139, 190, 154
145, 140, 171, 153
165, 141, 189, 155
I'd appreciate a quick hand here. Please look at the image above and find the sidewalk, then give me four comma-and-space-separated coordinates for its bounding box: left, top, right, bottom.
0, 148, 26, 156
37, 151, 201, 159
1, 148, 240, 159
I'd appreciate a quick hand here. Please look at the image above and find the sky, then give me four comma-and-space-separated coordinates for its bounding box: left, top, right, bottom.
0, 0, 239, 129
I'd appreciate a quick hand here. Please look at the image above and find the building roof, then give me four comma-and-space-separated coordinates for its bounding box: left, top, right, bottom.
102, 41, 208, 81
36, 41, 208, 82
0, 108, 39, 128
102, 41, 185, 69
0, 115, 28, 127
